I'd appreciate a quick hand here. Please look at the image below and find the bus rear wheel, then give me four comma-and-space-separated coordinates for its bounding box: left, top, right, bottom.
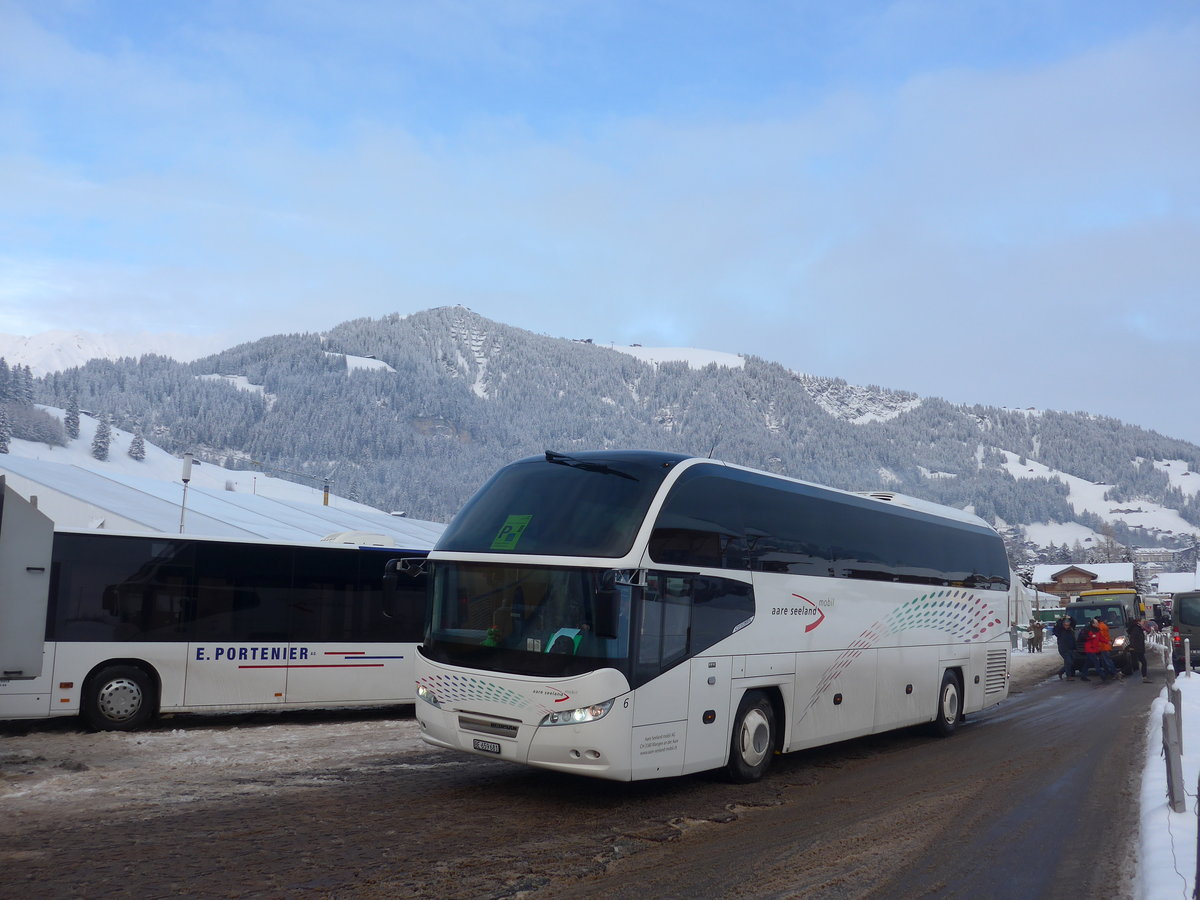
83, 665, 154, 731
726, 691, 775, 783
933, 670, 961, 737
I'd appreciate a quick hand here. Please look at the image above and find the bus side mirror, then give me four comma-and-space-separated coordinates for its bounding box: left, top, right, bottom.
594, 570, 627, 640
383, 558, 428, 635
382, 559, 400, 618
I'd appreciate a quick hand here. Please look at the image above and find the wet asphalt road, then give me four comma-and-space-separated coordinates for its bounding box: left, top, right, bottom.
0, 655, 1156, 899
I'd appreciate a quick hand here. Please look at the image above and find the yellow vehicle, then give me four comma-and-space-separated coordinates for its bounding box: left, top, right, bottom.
1077, 588, 1142, 611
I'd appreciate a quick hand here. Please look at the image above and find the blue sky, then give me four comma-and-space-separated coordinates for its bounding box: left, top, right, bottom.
2, 1, 1198, 444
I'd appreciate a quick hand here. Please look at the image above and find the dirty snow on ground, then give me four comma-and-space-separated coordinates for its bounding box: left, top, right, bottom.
0, 646, 1191, 900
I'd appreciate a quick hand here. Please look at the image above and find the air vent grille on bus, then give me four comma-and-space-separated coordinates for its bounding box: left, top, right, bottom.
985, 649, 1009, 694
458, 716, 520, 740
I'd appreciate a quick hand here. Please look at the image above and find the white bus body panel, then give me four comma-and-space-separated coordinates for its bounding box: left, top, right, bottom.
0, 477, 53, 679
417, 665, 641, 779
789, 648, 878, 749
282, 643, 416, 705
0, 643, 55, 717
0, 641, 417, 721
418, 576, 1011, 780
628, 664, 690, 779
184, 643, 289, 708
872, 647, 934, 731
182, 641, 418, 711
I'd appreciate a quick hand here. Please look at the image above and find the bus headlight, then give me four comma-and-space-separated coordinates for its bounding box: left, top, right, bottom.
540, 699, 615, 727
1112, 637, 1127, 650
416, 683, 442, 708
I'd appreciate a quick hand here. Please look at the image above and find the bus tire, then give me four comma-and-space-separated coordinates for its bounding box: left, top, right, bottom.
933, 670, 961, 737
83, 665, 154, 732
726, 691, 775, 783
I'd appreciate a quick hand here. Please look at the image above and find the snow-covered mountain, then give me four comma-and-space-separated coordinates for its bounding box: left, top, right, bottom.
5, 307, 1199, 563
0, 330, 227, 375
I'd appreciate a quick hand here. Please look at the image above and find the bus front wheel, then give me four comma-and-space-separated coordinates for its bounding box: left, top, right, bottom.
933, 671, 961, 737
83, 665, 154, 732
726, 691, 775, 783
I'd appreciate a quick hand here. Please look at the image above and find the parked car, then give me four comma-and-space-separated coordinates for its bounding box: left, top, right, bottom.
1171, 591, 1200, 673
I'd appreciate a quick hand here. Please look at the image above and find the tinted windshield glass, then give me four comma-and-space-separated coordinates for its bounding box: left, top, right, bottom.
422, 562, 634, 680
1067, 605, 1126, 628
421, 561, 755, 687
436, 452, 684, 557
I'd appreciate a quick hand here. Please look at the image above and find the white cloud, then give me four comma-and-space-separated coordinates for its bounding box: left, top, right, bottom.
1, 2, 1197, 442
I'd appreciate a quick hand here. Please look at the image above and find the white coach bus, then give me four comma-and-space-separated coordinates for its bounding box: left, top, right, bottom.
0, 480, 427, 730
409, 450, 1014, 782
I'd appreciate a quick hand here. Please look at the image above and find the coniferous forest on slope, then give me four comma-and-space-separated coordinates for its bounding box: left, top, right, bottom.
18, 307, 1200, 560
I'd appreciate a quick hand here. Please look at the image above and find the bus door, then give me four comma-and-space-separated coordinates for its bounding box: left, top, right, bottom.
0, 477, 53, 680
282, 549, 420, 705
684, 655, 733, 772
185, 543, 289, 708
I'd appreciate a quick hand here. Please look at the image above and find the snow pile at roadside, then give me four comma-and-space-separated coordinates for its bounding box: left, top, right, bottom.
1140, 669, 1200, 899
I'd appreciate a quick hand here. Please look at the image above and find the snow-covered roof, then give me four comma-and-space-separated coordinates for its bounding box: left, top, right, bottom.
2, 404, 446, 548
1031, 562, 1135, 584
0, 456, 444, 548
1154, 572, 1199, 595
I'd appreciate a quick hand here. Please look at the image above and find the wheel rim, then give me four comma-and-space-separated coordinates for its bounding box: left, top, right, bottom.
941, 683, 960, 723
738, 707, 771, 768
97, 677, 144, 723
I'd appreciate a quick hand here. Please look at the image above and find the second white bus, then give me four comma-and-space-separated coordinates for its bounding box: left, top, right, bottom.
0, 505, 428, 731
411, 450, 1014, 782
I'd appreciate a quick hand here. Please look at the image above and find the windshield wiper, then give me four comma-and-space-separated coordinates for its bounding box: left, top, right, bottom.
544, 450, 639, 481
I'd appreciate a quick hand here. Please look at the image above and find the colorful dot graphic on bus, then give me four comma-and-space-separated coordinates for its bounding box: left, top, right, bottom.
799, 589, 1004, 721
417, 674, 532, 709
490, 514, 533, 551
883, 591, 1003, 642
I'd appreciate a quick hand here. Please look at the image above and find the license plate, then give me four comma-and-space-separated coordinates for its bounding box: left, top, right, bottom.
473, 739, 502, 754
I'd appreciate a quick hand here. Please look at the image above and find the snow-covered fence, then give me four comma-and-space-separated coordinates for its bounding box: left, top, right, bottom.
1163, 670, 1186, 813
1148, 630, 1172, 672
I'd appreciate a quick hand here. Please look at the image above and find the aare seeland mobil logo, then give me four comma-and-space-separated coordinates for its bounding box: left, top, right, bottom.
773, 594, 825, 632
531, 686, 572, 703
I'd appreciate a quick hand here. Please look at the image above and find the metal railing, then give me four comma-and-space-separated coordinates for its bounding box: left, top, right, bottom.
1155, 642, 1200, 897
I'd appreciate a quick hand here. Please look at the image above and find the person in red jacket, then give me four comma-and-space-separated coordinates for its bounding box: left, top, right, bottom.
1079, 619, 1108, 682
1094, 617, 1119, 679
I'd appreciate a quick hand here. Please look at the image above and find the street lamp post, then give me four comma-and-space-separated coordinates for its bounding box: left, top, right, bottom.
179, 453, 193, 534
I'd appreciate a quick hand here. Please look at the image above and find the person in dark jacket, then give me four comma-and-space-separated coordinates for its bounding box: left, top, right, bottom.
1127, 616, 1150, 683
1052, 615, 1076, 680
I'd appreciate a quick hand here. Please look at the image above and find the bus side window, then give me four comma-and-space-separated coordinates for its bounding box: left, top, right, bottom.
637, 574, 690, 678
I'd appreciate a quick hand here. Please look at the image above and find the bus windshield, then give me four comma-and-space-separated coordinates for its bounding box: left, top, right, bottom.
423, 562, 634, 680
435, 451, 686, 557
421, 562, 757, 687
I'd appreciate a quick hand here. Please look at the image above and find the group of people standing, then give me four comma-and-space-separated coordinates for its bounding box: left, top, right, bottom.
1025, 619, 1045, 652
1050, 614, 1152, 683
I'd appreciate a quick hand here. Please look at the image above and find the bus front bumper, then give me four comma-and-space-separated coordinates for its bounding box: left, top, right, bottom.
416, 701, 637, 781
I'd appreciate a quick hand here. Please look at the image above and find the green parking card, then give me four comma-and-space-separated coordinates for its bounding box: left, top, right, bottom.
491, 514, 533, 550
